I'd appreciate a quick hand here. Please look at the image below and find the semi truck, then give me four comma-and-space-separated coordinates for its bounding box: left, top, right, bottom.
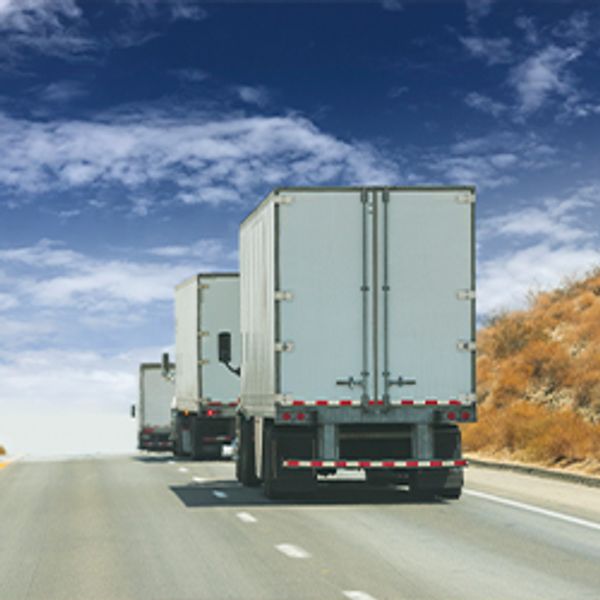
169, 273, 241, 459
136, 363, 175, 451
228, 186, 476, 499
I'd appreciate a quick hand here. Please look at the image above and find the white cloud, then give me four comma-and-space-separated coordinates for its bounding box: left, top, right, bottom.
481, 186, 597, 244
0, 110, 398, 207
381, 0, 403, 12
430, 132, 555, 189
148, 238, 233, 261
39, 80, 87, 103
461, 36, 512, 65
0, 0, 93, 63
172, 68, 209, 83
465, 92, 507, 117
465, 0, 495, 26
478, 184, 600, 315
509, 45, 581, 115
235, 85, 270, 107
0, 0, 206, 66
0, 239, 232, 321
479, 243, 600, 316
0, 291, 17, 310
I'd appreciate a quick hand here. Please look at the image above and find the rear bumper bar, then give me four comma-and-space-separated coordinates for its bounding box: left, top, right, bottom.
282, 458, 467, 469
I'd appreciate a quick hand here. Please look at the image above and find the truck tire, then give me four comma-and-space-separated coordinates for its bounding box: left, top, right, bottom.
262, 422, 281, 499
439, 488, 462, 500
262, 422, 316, 500
191, 418, 206, 460
238, 414, 259, 487
173, 417, 185, 457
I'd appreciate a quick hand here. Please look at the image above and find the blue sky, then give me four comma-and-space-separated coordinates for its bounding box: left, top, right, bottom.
0, 0, 599, 453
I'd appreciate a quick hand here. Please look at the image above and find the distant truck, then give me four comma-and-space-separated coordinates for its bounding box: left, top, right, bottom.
169, 273, 241, 459
228, 186, 476, 498
136, 363, 175, 451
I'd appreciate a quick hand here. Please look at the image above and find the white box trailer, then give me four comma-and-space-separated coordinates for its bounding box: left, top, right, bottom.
137, 363, 175, 451
172, 273, 241, 458
237, 186, 476, 498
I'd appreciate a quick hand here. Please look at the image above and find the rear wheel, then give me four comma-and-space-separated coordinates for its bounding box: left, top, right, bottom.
439, 488, 462, 500
262, 422, 317, 500
238, 414, 259, 487
173, 416, 186, 457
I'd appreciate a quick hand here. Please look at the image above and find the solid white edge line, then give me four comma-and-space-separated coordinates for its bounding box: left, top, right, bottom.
236, 511, 257, 523
212, 490, 227, 499
275, 543, 311, 559
464, 489, 600, 532
343, 591, 378, 600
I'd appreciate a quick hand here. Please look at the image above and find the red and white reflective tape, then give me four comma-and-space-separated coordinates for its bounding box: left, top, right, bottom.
204, 401, 239, 407
277, 398, 473, 407
282, 459, 468, 469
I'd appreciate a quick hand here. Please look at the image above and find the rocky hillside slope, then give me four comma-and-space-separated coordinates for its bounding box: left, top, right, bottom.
463, 268, 600, 475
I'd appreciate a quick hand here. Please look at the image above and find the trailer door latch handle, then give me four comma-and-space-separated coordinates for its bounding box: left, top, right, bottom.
388, 376, 417, 387
336, 376, 364, 390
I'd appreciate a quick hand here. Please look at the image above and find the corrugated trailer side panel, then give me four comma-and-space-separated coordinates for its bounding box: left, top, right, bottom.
240, 199, 276, 416
175, 276, 200, 412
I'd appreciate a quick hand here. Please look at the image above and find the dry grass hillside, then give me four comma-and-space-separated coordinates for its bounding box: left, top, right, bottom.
463, 268, 600, 475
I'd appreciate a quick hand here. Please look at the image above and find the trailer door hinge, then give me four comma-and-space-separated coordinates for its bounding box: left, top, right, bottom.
199, 283, 210, 290
198, 359, 210, 366
456, 289, 476, 301
457, 340, 477, 352
275, 290, 294, 301
456, 193, 475, 204
274, 195, 293, 205
275, 341, 295, 353
198, 330, 210, 337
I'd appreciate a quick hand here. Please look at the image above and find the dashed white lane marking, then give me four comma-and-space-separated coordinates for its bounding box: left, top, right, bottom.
212, 490, 227, 499
178, 467, 189, 473
167, 460, 175, 465
236, 511, 257, 523
193, 476, 206, 483
275, 543, 310, 559
464, 489, 600, 532
343, 592, 378, 600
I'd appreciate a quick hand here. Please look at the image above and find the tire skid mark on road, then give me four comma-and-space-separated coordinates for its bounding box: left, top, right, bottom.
275, 543, 311, 559
465, 489, 600, 532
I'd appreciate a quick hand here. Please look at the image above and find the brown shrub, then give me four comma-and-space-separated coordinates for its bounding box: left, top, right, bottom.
0, 445, 5, 456
463, 401, 600, 465
488, 313, 536, 359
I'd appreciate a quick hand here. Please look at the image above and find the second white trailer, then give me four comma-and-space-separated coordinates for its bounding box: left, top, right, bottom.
172, 273, 241, 458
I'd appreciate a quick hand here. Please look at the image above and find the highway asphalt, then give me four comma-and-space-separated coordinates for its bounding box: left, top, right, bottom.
1, 455, 599, 600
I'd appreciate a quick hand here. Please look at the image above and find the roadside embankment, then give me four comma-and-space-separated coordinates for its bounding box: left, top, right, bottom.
463, 268, 600, 479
